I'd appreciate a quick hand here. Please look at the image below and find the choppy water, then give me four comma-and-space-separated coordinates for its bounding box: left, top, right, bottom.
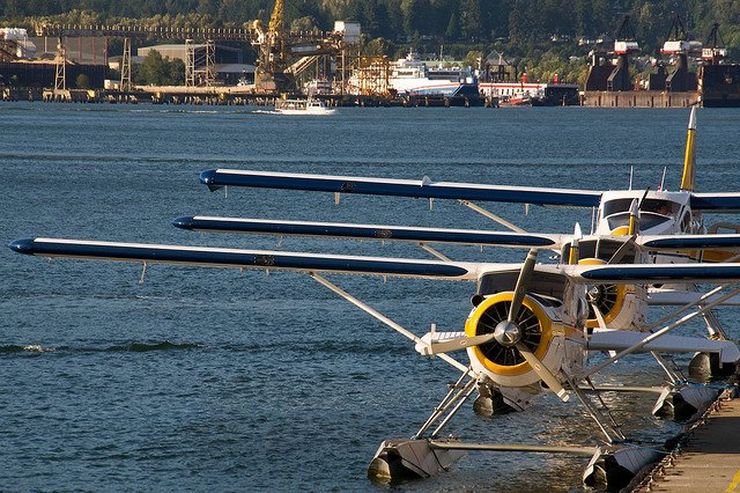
1, 103, 738, 492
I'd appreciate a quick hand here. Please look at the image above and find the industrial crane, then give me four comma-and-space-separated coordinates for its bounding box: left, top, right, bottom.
701, 22, 727, 65
660, 14, 701, 92
608, 15, 640, 91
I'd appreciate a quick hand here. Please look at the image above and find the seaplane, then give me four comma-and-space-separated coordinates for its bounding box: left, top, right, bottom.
183, 107, 740, 416
8, 108, 740, 490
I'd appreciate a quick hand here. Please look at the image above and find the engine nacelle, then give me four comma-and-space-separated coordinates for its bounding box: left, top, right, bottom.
464, 292, 578, 389
580, 258, 646, 330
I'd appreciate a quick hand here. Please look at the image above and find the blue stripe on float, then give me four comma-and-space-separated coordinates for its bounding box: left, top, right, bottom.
8, 238, 471, 278
172, 216, 558, 247
198, 170, 602, 207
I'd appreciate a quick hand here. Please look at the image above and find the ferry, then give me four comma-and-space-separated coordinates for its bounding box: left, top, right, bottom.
274, 98, 336, 115
389, 51, 479, 98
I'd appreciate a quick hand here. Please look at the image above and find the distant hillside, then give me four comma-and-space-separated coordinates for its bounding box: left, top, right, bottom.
2, 0, 736, 86
2, 0, 736, 55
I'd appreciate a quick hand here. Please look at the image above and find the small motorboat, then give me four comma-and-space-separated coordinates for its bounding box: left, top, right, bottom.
274, 97, 336, 115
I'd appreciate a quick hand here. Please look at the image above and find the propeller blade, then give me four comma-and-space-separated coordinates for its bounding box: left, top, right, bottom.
607, 234, 637, 264
590, 303, 608, 330
428, 333, 497, 354
508, 248, 539, 322
638, 188, 650, 207
516, 343, 569, 402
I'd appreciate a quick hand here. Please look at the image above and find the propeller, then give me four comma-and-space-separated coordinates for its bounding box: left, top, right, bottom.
503, 248, 570, 402
588, 286, 609, 331
427, 332, 497, 354
427, 248, 539, 355
428, 249, 570, 402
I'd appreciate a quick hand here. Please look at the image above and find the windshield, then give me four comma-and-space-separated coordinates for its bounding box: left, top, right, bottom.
607, 213, 671, 231
603, 198, 681, 218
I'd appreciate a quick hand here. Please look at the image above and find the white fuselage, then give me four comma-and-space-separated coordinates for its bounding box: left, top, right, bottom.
594, 190, 697, 237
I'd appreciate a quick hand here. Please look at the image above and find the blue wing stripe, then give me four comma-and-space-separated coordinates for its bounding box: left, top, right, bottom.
172, 216, 558, 247
581, 265, 740, 281
642, 235, 740, 249
8, 238, 472, 279
199, 169, 602, 207
690, 193, 740, 212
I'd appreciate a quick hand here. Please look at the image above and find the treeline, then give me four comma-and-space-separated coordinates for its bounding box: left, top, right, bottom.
1, 0, 737, 85
2, 0, 736, 53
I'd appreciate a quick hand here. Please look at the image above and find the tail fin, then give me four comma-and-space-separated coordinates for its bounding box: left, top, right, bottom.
680, 107, 697, 191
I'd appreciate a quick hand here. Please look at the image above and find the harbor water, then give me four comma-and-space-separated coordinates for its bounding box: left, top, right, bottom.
0, 104, 738, 491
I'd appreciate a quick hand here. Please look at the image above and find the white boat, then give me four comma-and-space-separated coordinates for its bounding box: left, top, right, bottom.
388, 51, 478, 97
274, 98, 336, 115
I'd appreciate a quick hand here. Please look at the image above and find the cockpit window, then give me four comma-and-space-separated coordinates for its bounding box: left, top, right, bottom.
608, 213, 670, 231
640, 199, 681, 216
603, 198, 680, 218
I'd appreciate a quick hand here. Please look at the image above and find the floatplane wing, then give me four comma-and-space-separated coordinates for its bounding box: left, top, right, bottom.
10, 237, 740, 285
174, 216, 740, 255
689, 193, 740, 212
638, 233, 740, 251
199, 169, 740, 213
7, 237, 483, 281
561, 262, 740, 284
638, 233, 740, 264
172, 215, 567, 249
199, 169, 603, 207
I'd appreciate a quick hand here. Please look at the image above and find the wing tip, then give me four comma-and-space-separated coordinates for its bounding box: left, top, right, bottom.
172, 216, 195, 230
199, 169, 222, 191
8, 238, 36, 255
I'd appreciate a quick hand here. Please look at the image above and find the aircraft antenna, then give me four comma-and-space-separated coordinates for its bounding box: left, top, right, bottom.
659, 166, 668, 191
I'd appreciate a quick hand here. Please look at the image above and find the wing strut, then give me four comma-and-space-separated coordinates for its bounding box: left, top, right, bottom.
458, 200, 526, 233
579, 284, 740, 381
309, 273, 471, 374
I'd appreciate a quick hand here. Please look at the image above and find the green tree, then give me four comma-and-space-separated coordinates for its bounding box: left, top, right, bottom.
166, 58, 185, 85
460, 0, 482, 40
445, 10, 460, 40
463, 49, 483, 69
401, 0, 431, 36
365, 37, 395, 56
290, 15, 318, 32
137, 49, 184, 85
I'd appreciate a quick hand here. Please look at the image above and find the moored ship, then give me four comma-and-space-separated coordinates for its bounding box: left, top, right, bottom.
388, 51, 479, 99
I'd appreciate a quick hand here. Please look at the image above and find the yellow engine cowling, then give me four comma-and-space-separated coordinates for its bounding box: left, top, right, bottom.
464, 292, 570, 389
580, 258, 645, 330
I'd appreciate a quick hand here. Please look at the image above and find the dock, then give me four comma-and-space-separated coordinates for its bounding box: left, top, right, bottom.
633, 387, 740, 492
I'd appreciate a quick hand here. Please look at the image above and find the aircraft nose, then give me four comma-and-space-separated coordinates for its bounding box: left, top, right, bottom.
8, 238, 35, 255
199, 169, 222, 191
172, 216, 195, 230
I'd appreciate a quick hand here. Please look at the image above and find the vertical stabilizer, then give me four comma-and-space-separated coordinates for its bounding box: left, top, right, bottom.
680, 107, 697, 191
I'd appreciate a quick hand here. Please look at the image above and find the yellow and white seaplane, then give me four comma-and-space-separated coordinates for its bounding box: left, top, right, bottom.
182, 107, 740, 418
8, 108, 740, 490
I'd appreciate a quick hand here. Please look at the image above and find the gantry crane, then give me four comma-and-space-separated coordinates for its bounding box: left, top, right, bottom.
660, 14, 701, 92
607, 15, 640, 91
701, 23, 727, 65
